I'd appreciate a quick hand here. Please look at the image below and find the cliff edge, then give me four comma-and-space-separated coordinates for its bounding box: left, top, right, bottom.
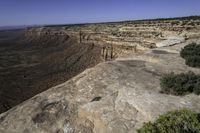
1, 17, 200, 133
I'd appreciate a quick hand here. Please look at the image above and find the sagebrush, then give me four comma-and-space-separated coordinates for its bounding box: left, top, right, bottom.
180, 43, 200, 67
138, 109, 200, 133
160, 71, 200, 95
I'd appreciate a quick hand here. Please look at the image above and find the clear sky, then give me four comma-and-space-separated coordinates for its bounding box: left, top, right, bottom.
0, 0, 200, 26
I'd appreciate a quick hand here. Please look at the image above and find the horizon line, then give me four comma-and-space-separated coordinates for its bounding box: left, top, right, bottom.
1, 15, 200, 28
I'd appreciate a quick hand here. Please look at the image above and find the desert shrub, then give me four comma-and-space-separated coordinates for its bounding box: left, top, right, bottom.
180, 43, 200, 67
138, 109, 200, 133
194, 79, 200, 95
185, 56, 200, 68
160, 71, 200, 95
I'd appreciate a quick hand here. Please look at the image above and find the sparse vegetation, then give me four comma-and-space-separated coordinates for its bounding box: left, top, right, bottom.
180, 43, 200, 67
160, 71, 200, 95
138, 109, 200, 133
171, 21, 180, 25
194, 79, 200, 95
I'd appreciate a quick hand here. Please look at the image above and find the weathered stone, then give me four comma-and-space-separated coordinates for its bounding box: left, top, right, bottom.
1, 17, 200, 133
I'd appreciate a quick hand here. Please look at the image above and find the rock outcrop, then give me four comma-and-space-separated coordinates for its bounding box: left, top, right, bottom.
1, 16, 200, 133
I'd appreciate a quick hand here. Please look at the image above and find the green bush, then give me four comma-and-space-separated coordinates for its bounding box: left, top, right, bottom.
138, 109, 200, 133
185, 56, 200, 68
194, 79, 200, 95
180, 43, 200, 67
160, 71, 200, 95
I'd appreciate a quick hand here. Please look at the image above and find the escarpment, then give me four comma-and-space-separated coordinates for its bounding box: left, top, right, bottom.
0, 16, 200, 133
25, 17, 200, 58
26, 17, 200, 47
0, 29, 103, 113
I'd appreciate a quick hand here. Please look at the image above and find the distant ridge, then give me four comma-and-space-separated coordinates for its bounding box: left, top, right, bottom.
1, 16, 199, 30
44, 15, 200, 27
0, 25, 42, 31
0, 26, 27, 31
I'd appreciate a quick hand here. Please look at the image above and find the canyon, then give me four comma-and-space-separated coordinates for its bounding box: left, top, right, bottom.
0, 16, 200, 133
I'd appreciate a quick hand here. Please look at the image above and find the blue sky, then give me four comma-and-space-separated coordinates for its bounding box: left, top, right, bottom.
0, 0, 200, 26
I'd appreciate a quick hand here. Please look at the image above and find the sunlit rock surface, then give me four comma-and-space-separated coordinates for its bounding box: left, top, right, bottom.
1, 17, 200, 133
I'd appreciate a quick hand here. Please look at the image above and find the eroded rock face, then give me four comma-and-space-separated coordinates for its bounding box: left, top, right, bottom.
25, 17, 200, 50
1, 17, 200, 133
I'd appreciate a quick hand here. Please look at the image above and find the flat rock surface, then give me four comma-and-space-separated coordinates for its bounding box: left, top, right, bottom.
156, 36, 185, 47
1, 38, 200, 133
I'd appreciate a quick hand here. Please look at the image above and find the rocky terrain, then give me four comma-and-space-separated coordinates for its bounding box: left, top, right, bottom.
0, 16, 200, 133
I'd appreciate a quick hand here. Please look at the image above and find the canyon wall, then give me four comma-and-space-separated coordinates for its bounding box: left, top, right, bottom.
26, 17, 200, 46
0, 30, 102, 113
25, 17, 200, 59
